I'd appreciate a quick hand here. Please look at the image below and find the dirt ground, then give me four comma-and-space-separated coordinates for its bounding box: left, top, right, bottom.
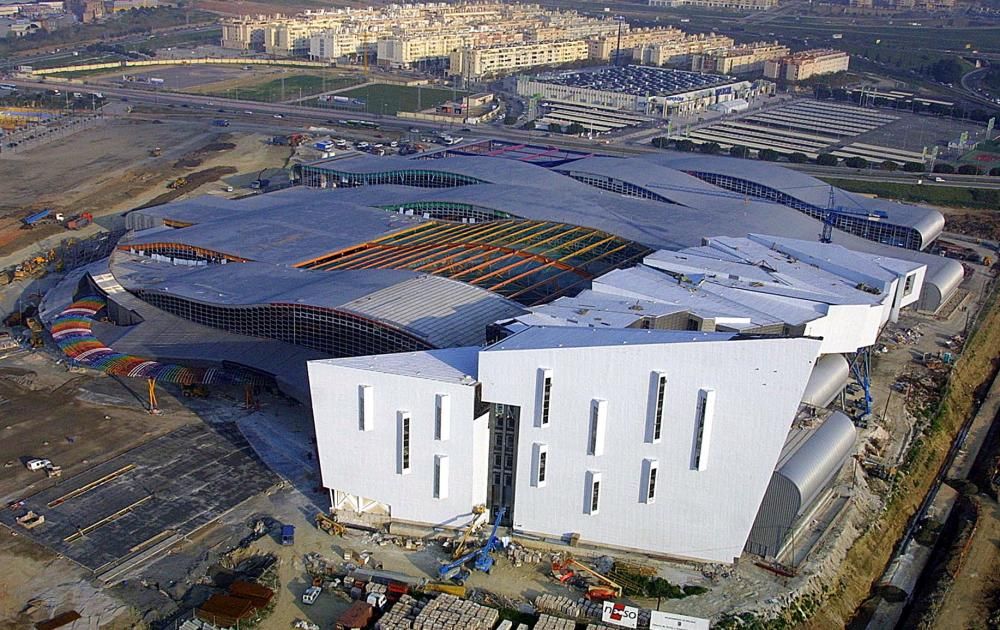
931, 495, 1000, 629
0, 117, 291, 258
939, 207, 1000, 243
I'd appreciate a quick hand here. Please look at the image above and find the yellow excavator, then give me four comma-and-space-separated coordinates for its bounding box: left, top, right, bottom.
315, 512, 346, 536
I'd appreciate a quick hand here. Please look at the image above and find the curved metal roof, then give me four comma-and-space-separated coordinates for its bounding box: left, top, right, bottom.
776, 411, 857, 509
801, 353, 850, 408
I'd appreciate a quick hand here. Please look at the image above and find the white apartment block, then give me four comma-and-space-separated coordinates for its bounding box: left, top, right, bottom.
649, 0, 779, 9
310, 328, 822, 564
691, 42, 790, 74
450, 40, 590, 79
635, 33, 735, 66
764, 49, 851, 81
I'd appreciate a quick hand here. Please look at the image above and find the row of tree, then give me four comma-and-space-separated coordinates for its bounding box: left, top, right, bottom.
652, 137, 1000, 176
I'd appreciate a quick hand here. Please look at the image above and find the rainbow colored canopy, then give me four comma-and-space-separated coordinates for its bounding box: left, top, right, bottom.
52, 296, 255, 385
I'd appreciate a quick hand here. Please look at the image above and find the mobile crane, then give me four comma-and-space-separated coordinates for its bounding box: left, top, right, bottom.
437, 507, 506, 584
551, 555, 623, 602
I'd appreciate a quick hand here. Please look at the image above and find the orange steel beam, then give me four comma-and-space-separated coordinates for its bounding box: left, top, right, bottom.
551, 234, 621, 262
295, 243, 378, 269
358, 244, 457, 270
314, 244, 392, 270
531, 230, 604, 258
468, 236, 618, 288
411, 244, 505, 274
295, 223, 433, 268
465, 255, 544, 285
406, 220, 535, 248
505, 243, 636, 301
447, 251, 527, 280
489, 223, 574, 250
378, 219, 510, 247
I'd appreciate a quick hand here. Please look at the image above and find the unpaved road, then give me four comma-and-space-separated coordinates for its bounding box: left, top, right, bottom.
932, 495, 1000, 629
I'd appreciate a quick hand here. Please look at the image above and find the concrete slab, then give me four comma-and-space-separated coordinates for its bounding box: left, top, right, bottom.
0, 423, 280, 574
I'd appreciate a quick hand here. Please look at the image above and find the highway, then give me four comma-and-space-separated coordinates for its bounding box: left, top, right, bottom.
9, 78, 1000, 188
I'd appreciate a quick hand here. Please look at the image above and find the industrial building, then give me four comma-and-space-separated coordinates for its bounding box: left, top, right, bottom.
517, 66, 772, 117
42, 143, 963, 565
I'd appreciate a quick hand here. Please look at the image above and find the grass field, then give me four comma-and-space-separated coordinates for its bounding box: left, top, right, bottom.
334, 83, 466, 114
820, 177, 1000, 209
197, 74, 363, 102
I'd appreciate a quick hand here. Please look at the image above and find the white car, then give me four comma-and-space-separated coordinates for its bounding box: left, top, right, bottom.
302, 586, 321, 605
273, 114, 284, 119
25, 458, 51, 471
934, 177, 945, 182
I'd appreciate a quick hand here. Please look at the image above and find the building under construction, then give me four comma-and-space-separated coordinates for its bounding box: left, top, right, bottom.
39, 143, 964, 563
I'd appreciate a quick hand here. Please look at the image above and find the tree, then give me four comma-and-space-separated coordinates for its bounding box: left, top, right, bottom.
698, 142, 721, 154
730, 145, 750, 158
645, 577, 683, 611
881, 160, 899, 171
903, 161, 925, 173
929, 57, 964, 85
565, 122, 586, 135
548, 122, 562, 133
758, 148, 780, 162
957, 164, 981, 175
990, 167, 1000, 177
674, 139, 696, 152
933, 163, 955, 174
844, 156, 869, 169
788, 152, 809, 164
816, 153, 839, 166
651, 136, 670, 149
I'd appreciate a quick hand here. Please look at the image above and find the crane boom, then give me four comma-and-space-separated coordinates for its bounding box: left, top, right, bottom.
437, 507, 506, 582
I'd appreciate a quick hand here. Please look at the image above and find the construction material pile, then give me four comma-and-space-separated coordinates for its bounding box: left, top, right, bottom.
535, 614, 576, 630
376, 594, 498, 630
505, 542, 547, 566
534, 594, 582, 619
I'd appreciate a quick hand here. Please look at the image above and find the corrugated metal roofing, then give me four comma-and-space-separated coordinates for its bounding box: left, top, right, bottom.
486, 325, 738, 352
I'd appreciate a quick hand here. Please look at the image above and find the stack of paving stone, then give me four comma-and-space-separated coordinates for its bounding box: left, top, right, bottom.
533, 594, 582, 619
408, 594, 499, 630
374, 594, 423, 629
534, 614, 576, 630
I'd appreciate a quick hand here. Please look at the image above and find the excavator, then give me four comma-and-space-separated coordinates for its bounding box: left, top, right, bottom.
551, 555, 623, 602
451, 504, 487, 559
167, 177, 187, 189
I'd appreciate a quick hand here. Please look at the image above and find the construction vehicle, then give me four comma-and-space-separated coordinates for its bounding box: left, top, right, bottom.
26, 317, 43, 348
281, 524, 295, 545
451, 504, 487, 559
437, 507, 506, 584
422, 582, 467, 597
167, 177, 187, 189
551, 555, 623, 601
64, 212, 93, 230
16, 511, 44, 529
182, 383, 209, 398
0, 269, 11, 286
316, 512, 346, 536
149, 147, 162, 157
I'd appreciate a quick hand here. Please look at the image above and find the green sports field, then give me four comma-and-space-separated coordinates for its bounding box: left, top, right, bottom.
334, 83, 467, 114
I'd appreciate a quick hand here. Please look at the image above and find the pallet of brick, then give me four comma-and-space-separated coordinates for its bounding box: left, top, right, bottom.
375, 594, 422, 629
534, 614, 576, 630
533, 594, 581, 619
411, 594, 499, 630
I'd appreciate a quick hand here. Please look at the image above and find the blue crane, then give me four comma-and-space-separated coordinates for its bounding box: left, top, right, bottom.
820, 186, 888, 244
437, 507, 506, 584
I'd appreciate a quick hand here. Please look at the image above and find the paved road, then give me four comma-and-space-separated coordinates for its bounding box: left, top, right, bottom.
10, 78, 1000, 187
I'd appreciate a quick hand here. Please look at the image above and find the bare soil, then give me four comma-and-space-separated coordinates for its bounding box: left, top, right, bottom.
931, 495, 1000, 629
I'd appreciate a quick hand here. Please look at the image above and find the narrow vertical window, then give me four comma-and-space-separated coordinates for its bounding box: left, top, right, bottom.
586, 470, 601, 515
359, 385, 373, 431
433, 454, 449, 499
641, 458, 659, 504
398, 411, 411, 474
435, 393, 450, 441
538, 368, 552, 427
532, 442, 548, 487
588, 399, 606, 456
692, 388, 716, 471
650, 372, 667, 443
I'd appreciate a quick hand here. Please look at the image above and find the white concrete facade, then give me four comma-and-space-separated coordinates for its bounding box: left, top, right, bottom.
308, 348, 489, 529
309, 329, 822, 564
478, 330, 820, 563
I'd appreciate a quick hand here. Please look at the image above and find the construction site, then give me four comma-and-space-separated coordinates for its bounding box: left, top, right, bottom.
0, 72, 999, 630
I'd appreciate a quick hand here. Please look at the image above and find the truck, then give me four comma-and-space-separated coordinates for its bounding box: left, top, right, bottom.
21, 209, 52, 227
281, 524, 295, 545
213, 119, 230, 127
65, 212, 93, 230
302, 585, 321, 605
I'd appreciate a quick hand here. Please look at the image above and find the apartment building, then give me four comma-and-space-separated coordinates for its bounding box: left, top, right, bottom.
635, 33, 734, 66
649, 0, 779, 9
450, 40, 589, 79
587, 27, 685, 61
764, 49, 850, 82
690, 42, 790, 74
